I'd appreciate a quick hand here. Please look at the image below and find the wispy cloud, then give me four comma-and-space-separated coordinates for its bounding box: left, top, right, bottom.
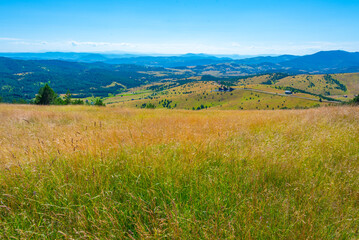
69, 41, 135, 48
0, 37, 22, 41
1, 39, 359, 55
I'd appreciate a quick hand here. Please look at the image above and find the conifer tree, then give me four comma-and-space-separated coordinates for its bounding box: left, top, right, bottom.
35, 84, 57, 105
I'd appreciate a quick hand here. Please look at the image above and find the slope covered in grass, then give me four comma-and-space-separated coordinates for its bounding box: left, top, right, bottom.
240, 72, 359, 99
333, 73, 359, 96
0, 105, 358, 239
108, 81, 327, 110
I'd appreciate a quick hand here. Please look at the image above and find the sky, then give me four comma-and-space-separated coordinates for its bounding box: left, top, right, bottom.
0, 0, 359, 55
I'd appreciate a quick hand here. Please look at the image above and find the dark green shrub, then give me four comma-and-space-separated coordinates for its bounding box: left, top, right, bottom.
35, 84, 57, 105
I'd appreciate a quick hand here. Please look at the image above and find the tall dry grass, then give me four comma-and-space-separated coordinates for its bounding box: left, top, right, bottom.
0, 104, 358, 239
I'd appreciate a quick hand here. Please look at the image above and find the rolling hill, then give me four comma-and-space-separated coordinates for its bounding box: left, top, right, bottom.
0, 51, 358, 105
0, 57, 184, 101
238, 73, 358, 100
105, 81, 331, 110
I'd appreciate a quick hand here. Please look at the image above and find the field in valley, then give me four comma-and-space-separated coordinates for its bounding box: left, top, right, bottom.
0, 104, 358, 239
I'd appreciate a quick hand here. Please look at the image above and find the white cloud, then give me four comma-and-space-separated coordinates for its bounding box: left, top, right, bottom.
0, 37, 22, 41
69, 41, 134, 48
1, 38, 359, 55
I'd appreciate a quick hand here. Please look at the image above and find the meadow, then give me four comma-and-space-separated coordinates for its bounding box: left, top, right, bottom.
0, 104, 358, 239
107, 81, 327, 110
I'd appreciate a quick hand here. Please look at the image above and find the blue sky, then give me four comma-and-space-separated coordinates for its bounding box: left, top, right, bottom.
0, 0, 358, 54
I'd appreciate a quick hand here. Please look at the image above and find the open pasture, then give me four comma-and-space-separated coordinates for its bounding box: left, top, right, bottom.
0, 105, 358, 239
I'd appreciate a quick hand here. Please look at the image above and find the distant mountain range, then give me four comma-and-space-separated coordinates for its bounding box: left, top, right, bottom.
280, 50, 359, 70
1, 50, 359, 70
0, 52, 233, 67
0, 51, 294, 67
176, 50, 359, 75
0, 50, 359, 102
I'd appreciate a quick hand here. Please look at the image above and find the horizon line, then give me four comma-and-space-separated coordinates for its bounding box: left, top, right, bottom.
0, 49, 357, 57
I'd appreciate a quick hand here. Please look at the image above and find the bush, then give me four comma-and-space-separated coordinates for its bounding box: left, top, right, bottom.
72, 99, 85, 105
351, 95, 359, 105
54, 97, 65, 105
94, 98, 105, 106
141, 103, 156, 109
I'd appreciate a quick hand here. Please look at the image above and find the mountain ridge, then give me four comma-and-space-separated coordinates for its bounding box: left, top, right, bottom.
1, 50, 359, 69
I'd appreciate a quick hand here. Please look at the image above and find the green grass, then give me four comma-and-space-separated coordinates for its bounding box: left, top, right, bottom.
0, 105, 358, 239
237, 72, 359, 101
102, 72, 359, 110
108, 82, 326, 110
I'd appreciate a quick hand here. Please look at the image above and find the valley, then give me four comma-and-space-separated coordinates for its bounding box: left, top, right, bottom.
1, 51, 358, 110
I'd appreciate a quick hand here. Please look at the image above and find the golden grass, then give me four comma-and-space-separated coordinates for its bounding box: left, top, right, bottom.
239, 72, 359, 99
0, 104, 358, 239
109, 81, 325, 110
333, 73, 359, 97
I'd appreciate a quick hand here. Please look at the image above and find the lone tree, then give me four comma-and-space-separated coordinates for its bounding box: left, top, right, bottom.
64, 90, 72, 105
35, 84, 57, 105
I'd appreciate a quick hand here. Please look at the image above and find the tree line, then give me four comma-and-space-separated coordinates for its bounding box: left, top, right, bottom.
0, 84, 105, 106
31, 84, 105, 106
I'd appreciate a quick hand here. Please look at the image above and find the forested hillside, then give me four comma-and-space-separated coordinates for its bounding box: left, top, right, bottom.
0, 57, 184, 101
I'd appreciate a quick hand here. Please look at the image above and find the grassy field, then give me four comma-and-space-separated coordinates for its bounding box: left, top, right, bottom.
333, 73, 359, 98
100, 72, 359, 110
107, 81, 328, 110
0, 104, 358, 239
236, 72, 359, 100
